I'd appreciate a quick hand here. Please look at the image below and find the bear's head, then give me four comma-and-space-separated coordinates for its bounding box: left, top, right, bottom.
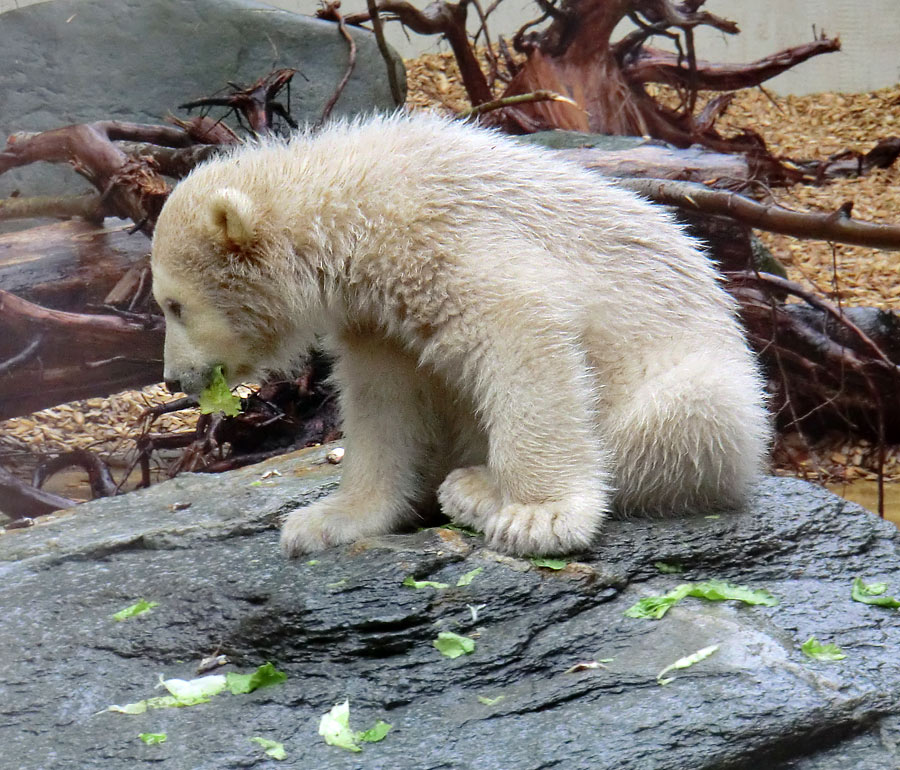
151, 182, 302, 396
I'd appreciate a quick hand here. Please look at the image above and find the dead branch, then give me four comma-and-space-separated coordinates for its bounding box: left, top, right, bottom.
180, 69, 298, 136
617, 177, 900, 250
365, 0, 404, 106
622, 37, 842, 92
0, 219, 151, 311
728, 271, 900, 439
0, 122, 174, 233
0, 288, 163, 420
0, 463, 76, 518
32, 450, 118, 499
342, 0, 493, 105
460, 89, 580, 119
0, 194, 103, 222
316, 2, 360, 127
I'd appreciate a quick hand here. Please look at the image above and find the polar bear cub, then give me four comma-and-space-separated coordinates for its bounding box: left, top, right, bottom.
151, 113, 770, 557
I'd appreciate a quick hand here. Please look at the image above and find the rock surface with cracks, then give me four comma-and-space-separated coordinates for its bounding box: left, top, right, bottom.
2, 444, 900, 769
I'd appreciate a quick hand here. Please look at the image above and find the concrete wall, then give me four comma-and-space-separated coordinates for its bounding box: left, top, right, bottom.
3, 0, 898, 95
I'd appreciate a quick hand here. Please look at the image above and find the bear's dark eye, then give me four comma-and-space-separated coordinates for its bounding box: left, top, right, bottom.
165, 299, 183, 320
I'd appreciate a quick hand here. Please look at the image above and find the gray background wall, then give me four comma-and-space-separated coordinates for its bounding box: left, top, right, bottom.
2, 0, 898, 95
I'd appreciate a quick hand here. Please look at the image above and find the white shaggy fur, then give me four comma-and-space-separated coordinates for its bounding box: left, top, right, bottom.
150, 113, 771, 557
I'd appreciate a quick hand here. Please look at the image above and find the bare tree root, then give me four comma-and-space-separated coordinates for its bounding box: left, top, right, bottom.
0, 463, 77, 519
316, 2, 360, 126
619, 178, 900, 250
32, 450, 118, 499
0, 288, 164, 420
180, 69, 298, 136
729, 271, 900, 440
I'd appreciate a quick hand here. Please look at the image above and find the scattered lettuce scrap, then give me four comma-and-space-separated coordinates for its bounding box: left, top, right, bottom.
108, 674, 227, 713
851, 577, 900, 608
357, 721, 393, 743
402, 576, 450, 590
477, 695, 505, 706
162, 674, 228, 703
657, 644, 719, 685
625, 580, 778, 619
441, 523, 482, 536
197, 365, 242, 416
654, 562, 684, 574
564, 661, 607, 674
530, 558, 568, 570
108, 664, 286, 714
801, 636, 846, 662
250, 737, 287, 760
138, 733, 167, 745
434, 631, 476, 659
112, 599, 159, 622
456, 567, 484, 586
225, 662, 287, 694
318, 700, 392, 753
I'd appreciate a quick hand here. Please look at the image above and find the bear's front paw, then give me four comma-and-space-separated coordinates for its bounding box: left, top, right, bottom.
480, 497, 604, 556
280, 497, 397, 557
437, 465, 502, 530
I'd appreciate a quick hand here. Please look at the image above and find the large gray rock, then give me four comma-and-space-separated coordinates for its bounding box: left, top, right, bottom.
0, 0, 405, 198
2, 446, 900, 769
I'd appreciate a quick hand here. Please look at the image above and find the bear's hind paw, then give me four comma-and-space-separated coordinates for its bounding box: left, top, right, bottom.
437, 465, 502, 530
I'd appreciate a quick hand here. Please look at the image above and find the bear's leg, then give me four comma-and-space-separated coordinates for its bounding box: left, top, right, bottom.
281, 335, 441, 556
605, 349, 770, 514
437, 334, 611, 556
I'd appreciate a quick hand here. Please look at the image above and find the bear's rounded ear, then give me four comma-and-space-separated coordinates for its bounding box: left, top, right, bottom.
207, 188, 257, 254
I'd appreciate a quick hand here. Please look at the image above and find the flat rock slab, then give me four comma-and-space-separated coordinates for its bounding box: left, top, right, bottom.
0, 0, 404, 198
2, 446, 900, 769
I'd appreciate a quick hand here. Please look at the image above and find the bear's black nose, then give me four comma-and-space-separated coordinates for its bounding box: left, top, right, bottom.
164, 378, 182, 394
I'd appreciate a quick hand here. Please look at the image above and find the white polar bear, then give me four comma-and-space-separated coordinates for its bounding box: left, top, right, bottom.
151, 113, 770, 557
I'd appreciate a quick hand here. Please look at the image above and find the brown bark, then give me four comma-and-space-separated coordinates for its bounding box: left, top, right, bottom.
343, 0, 494, 105
729, 271, 900, 439
0, 463, 76, 519
0, 289, 163, 420
0, 219, 151, 310
623, 38, 842, 92
1, 122, 176, 234
617, 177, 900, 250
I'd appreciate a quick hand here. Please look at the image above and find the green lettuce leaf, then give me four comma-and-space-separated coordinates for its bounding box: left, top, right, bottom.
402, 576, 450, 590
197, 365, 242, 416
530, 558, 568, 570
357, 721, 392, 743
434, 631, 476, 659
318, 701, 392, 752
625, 580, 777, 620
225, 662, 287, 694
319, 700, 361, 752
657, 644, 719, 685
456, 567, 484, 586
250, 737, 287, 760
852, 577, 900, 608
112, 599, 158, 621
138, 733, 167, 745
801, 636, 846, 661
